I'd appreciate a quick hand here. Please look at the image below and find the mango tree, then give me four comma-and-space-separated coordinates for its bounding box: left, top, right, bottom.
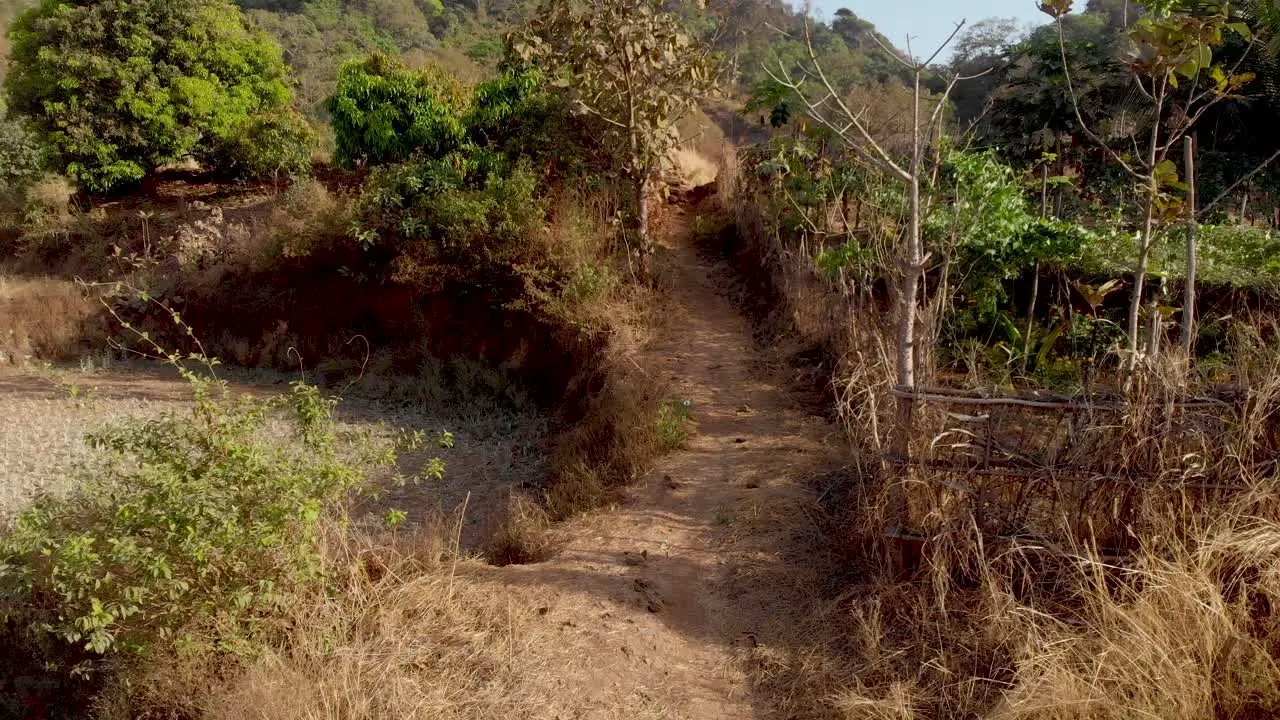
514, 0, 718, 280
5, 0, 302, 192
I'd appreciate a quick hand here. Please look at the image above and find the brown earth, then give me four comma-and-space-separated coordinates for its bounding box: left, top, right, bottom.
461, 203, 849, 717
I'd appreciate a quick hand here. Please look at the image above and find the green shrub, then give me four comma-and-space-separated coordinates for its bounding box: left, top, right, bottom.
327, 53, 471, 168
0, 105, 42, 196
202, 109, 317, 181
5, 0, 296, 192
467, 65, 606, 179
0, 359, 441, 672
353, 156, 548, 287
1168, 224, 1280, 289
656, 398, 694, 451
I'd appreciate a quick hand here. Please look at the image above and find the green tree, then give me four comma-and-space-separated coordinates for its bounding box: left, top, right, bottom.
326, 52, 471, 168
5, 0, 297, 192
1040, 0, 1253, 367
201, 108, 317, 181
515, 0, 719, 280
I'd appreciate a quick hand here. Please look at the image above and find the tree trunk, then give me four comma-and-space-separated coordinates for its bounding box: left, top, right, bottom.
1023, 165, 1048, 375
1022, 264, 1040, 376
1181, 136, 1198, 354
1127, 85, 1165, 376
636, 171, 654, 283
1126, 194, 1157, 372
1146, 275, 1164, 360
888, 71, 924, 575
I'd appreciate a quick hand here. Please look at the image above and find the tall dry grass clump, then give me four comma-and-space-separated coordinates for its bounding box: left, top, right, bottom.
0, 275, 106, 363
85, 516, 579, 720
161, 530, 571, 720
989, 483, 1280, 720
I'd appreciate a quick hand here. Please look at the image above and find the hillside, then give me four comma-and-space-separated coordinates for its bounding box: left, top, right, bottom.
0, 0, 912, 116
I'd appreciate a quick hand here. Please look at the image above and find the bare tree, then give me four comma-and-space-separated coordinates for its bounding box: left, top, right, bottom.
768, 16, 988, 553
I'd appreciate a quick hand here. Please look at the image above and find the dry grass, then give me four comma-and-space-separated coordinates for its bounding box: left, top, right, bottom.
101, 517, 676, 720
482, 492, 562, 566
543, 358, 661, 520
991, 520, 1280, 720
92, 525, 551, 720
510, 185, 667, 523
0, 275, 105, 364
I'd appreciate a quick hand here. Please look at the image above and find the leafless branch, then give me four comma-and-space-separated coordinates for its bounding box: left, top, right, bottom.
1053, 17, 1143, 180
922, 21, 967, 68
869, 32, 917, 72
1198, 147, 1280, 218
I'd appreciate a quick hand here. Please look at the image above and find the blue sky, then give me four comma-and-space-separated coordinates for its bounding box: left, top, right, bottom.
815, 1, 1049, 60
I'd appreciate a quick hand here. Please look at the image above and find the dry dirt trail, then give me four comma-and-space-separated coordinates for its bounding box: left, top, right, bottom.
485, 204, 849, 718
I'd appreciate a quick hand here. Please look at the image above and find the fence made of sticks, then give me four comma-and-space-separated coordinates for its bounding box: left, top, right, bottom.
885, 378, 1280, 565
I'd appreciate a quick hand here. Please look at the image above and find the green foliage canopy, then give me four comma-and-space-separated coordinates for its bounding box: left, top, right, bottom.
515, 0, 718, 179
352, 154, 547, 287
5, 0, 298, 192
326, 52, 471, 168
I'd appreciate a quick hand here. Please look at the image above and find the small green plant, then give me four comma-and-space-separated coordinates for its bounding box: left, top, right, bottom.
0, 298, 446, 681
383, 509, 409, 529
656, 398, 694, 451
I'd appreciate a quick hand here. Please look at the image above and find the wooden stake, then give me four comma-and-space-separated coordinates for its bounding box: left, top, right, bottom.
1181, 136, 1197, 354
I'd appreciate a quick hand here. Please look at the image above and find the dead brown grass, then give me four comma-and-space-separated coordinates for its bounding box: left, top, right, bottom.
91, 521, 566, 720
543, 355, 661, 520
482, 492, 562, 566
509, 185, 667, 524
0, 275, 106, 363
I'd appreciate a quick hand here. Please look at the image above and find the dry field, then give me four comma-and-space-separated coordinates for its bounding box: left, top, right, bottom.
0, 362, 551, 547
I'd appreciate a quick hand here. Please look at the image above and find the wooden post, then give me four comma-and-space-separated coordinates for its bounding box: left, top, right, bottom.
1181, 136, 1197, 354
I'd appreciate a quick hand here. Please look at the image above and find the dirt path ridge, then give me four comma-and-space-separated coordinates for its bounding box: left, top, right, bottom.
489, 204, 846, 718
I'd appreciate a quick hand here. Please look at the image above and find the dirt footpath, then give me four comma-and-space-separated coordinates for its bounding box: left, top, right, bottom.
479, 204, 848, 718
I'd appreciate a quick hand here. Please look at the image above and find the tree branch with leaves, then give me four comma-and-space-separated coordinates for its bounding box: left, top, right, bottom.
513, 0, 719, 281
1038, 0, 1253, 368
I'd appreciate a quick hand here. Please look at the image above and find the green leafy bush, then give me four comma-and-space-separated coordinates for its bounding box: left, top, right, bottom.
929, 149, 1039, 314
0, 104, 42, 196
352, 155, 548, 287
1164, 224, 1280, 289
0, 359, 438, 670
5, 0, 296, 192
201, 109, 317, 181
327, 52, 471, 168
467, 65, 606, 179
